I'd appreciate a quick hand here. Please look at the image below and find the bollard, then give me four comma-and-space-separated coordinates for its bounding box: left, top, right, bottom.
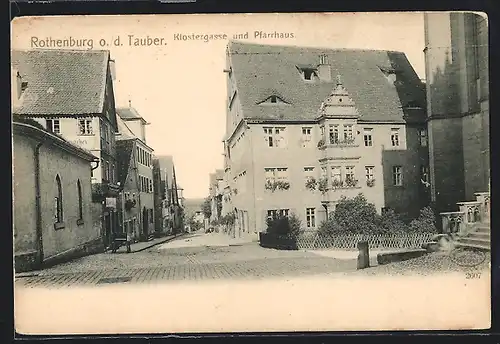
357, 241, 370, 270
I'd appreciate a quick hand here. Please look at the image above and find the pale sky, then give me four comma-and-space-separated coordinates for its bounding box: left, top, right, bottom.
12, 13, 425, 199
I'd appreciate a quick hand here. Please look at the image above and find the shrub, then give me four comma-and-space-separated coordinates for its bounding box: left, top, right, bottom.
409, 206, 438, 233
317, 217, 344, 237
288, 213, 304, 237
379, 208, 408, 234
266, 213, 304, 237
332, 194, 382, 235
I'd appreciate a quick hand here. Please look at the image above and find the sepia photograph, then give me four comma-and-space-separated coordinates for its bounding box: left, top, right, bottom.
11, 12, 490, 334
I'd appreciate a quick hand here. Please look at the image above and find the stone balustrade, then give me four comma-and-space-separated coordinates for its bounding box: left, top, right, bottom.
456, 201, 482, 224
474, 192, 490, 223
440, 211, 465, 235
440, 191, 490, 235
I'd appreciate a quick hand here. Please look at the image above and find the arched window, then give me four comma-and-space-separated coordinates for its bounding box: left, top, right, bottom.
77, 179, 83, 220
55, 175, 63, 223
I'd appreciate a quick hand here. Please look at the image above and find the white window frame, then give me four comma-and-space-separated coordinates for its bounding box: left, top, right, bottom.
274, 127, 286, 148
302, 127, 312, 147
329, 124, 339, 144
419, 128, 428, 147
46, 118, 60, 134
365, 166, 374, 181
392, 166, 403, 186
391, 128, 400, 147
264, 168, 276, 183
264, 127, 274, 147
267, 209, 289, 222
306, 208, 316, 229
421, 165, 430, 183
78, 118, 93, 135
345, 166, 355, 182
363, 128, 373, 147
331, 166, 342, 183
343, 124, 354, 141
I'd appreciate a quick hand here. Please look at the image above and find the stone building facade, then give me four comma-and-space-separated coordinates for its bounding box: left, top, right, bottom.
424, 12, 489, 213
222, 42, 430, 237
13, 119, 100, 272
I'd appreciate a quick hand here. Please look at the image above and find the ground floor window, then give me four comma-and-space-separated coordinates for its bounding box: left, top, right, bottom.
306, 208, 316, 228
266, 209, 289, 222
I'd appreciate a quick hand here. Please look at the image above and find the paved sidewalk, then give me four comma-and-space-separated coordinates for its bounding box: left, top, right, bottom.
158, 232, 254, 250
115, 233, 187, 253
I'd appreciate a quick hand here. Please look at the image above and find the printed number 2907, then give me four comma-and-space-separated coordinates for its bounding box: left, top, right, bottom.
465, 272, 482, 279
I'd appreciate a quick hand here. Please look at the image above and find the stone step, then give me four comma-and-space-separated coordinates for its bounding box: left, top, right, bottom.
455, 241, 490, 251
456, 237, 490, 248
469, 231, 490, 240
475, 225, 490, 234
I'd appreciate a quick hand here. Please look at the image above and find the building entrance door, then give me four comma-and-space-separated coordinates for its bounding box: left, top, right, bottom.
142, 207, 149, 239
103, 212, 111, 248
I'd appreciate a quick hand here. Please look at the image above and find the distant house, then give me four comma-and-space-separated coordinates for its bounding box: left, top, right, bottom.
183, 198, 205, 221
222, 42, 429, 238
12, 49, 121, 249
115, 109, 155, 241
207, 169, 225, 224
157, 155, 183, 234
152, 158, 163, 235
13, 118, 100, 272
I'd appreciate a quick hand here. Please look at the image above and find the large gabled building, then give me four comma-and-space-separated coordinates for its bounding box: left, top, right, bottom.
222, 42, 430, 238
156, 155, 183, 234
115, 107, 155, 241
12, 49, 121, 248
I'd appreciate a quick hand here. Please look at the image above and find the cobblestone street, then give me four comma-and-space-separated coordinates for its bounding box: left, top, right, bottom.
15, 234, 358, 288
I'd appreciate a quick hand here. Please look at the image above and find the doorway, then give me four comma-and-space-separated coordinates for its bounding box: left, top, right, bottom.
142, 207, 149, 240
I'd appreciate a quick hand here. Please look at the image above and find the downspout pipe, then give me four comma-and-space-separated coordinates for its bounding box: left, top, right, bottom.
34, 142, 44, 268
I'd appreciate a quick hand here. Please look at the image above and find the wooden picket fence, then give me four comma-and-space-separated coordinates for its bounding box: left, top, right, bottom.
295, 232, 434, 250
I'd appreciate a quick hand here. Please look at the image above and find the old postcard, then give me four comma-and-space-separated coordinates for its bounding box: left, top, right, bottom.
11, 12, 490, 335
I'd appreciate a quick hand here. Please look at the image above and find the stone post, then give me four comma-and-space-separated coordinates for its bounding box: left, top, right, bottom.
357, 241, 370, 270
441, 214, 450, 234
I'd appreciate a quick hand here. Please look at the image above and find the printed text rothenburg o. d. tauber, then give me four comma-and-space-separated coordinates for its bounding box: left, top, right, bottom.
29, 31, 296, 49
30, 35, 168, 49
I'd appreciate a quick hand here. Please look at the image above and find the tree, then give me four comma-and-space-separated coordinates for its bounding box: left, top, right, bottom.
266, 213, 304, 237
201, 197, 212, 219
409, 206, 438, 233
332, 193, 380, 234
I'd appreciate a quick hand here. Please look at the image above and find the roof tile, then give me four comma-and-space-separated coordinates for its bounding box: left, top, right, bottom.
228, 42, 426, 124
11, 49, 110, 115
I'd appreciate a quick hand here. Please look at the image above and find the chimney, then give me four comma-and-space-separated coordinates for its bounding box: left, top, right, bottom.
109, 59, 116, 81
317, 54, 331, 82
11, 67, 22, 104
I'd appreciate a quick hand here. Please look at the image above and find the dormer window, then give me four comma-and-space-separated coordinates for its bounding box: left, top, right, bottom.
379, 66, 400, 86
302, 68, 317, 81
296, 65, 318, 81
319, 54, 328, 65
257, 95, 290, 105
